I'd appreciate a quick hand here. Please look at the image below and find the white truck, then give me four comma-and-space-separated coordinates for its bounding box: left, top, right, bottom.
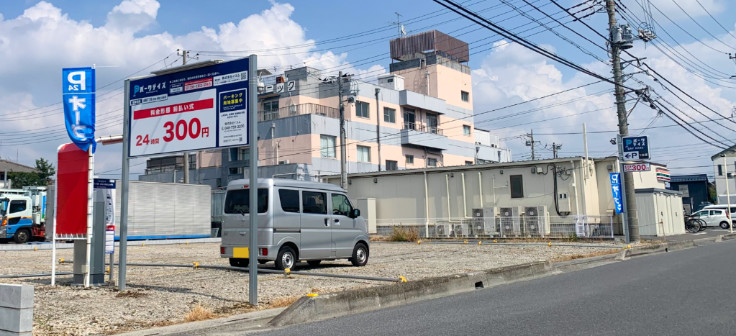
0, 187, 48, 243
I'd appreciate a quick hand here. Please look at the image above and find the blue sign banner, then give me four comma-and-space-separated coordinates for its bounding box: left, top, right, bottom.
610, 173, 623, 214
93, 178, 116, 189
63, 67, 96, 152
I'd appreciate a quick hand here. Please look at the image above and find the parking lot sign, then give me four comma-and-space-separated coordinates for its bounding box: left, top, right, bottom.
623, 136, 649, 160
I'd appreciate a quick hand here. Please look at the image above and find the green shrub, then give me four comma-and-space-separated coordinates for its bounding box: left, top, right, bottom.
389, 226, 419, 242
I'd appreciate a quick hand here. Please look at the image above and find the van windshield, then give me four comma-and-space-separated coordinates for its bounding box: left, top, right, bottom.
0, 198, 7, 216
224, 189, 268, 214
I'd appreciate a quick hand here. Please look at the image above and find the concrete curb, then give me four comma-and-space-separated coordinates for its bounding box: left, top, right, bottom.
269, 261, 552, 327
115, 307, 285, 336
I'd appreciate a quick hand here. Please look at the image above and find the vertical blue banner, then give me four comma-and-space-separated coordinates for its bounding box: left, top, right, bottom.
62, 67, 96, 152
610, 173, 623, 214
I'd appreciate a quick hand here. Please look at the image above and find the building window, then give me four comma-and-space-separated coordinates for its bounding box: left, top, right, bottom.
461, 91, 469, 102
463, 125, 471, 136
384, 107, 396, 123
229, 167, 244, 175
356, 101, 370, 118
188, 154, 197, 168
406, 155, 414, 164
427, 158, 437, 167
320, 135, 336, 158
403, 108, 416, 130
229, 148, 249, 163
263, 99, 279, 120
357, 145, 371, 162
465, 161, 473, 166
718, 164, 723, 176
510, 175, 524, 198
386, 160, 398, 171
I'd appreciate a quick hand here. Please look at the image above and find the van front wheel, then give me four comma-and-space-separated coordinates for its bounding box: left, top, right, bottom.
350, 243, 369, 266
275, 246, 296, 270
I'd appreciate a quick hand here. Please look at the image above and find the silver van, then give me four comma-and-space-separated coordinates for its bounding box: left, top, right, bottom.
219, 178, 370, 270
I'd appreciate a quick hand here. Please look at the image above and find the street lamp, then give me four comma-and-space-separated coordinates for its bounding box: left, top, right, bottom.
721, 154, 733, 234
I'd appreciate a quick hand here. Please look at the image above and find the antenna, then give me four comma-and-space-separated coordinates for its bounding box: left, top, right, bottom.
392, 12, 404, 38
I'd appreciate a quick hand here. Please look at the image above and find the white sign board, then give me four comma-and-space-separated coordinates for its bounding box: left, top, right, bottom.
127, 58, 250, 157
623, 162, 651, 172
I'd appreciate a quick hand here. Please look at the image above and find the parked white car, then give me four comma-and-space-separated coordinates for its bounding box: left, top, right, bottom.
693, 205, 736, 229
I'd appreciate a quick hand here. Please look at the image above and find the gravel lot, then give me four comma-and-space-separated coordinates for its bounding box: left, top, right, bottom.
0, 240, 621, 335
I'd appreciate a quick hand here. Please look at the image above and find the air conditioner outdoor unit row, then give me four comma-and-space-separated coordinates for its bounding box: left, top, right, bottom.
435, 224, 451, 237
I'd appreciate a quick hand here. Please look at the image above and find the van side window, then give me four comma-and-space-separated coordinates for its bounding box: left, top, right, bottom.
331, 194, 353, 216
278, 189, 300, 213
302, 191, 327, 214
224, 189, 268, 214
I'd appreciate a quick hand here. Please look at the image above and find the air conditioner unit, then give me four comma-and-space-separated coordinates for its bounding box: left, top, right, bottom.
499, 206, 522, 237
435, 224, 451, 237
523, 206, 547, 237
471, 209, 485, 237
453, 223, 468, 237
278, 160, 290, 165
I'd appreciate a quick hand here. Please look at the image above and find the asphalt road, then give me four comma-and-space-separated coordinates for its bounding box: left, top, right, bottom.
255, 239, 736, 336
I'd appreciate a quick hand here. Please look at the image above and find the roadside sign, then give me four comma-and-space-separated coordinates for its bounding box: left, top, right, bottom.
93, 179, 116, 189
623, 162, 651, 172
127, 58, 250, 157
610, 173, 623, 214
622, 136, 649, 160
63, 67, 96, 152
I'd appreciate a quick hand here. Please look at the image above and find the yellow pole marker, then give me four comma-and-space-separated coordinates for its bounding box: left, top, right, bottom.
627, 244, 631, 249
463, 239, 468, 244
186, 241, 189, 245
142, 242, 145, 247
417, 240, 421, 245
493, 239, 497, 243
307, 293, 319, 297
478, 241, 482, 245
284, 268, 291, 276
192, 262, 199, 269
548, 242, 552, 247
58, 258, 65, 264
398, 276, 407, 283
105, 266, 110, 273
34, 247, 38, 251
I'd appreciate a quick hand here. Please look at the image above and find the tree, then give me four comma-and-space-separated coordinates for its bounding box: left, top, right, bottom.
35, 158, 55, 184
7, 158, 55, 188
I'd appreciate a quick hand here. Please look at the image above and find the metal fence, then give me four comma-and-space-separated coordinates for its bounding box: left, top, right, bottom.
376, 215, 614, 239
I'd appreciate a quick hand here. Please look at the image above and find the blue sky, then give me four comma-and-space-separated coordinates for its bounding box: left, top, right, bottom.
0, 0, 735, 179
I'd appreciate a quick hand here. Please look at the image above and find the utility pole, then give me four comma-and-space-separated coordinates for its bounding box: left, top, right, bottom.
607, 0, 639, 242
552, 142, 561, 159
179, 49, 190, 184
525, 130, 538, 160
375, 87, 382, 172
338, 71, 348, 189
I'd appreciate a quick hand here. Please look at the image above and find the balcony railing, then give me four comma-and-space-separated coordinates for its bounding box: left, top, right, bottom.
403, 122, 443, 135
260, 103, 339, 122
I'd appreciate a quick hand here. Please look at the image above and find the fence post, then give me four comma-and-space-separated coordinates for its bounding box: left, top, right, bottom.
0, 284, 33, 336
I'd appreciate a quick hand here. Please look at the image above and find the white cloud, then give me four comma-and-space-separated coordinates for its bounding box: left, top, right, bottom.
0, 1, 379, 172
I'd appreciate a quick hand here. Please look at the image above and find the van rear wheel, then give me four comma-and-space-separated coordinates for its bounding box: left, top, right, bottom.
350, 243, 369, 266
720, 221, 730, 229
275, 246, 296, 270
229, 258, 249, 267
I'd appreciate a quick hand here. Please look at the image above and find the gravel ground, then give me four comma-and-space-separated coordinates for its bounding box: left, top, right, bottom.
0, 240, 622, 335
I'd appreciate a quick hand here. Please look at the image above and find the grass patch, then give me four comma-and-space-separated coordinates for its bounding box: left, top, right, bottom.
549, 249, 621, 262
389, 226, 420, 242
270, 296, 300, 308
115, 290, 147, 298
184, 304, 215, 322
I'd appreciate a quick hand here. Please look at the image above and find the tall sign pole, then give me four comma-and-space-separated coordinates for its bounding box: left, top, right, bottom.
338, 71, 347, 189
119, 79, 131, 291
248, 55, 259, 306
607, 0, 639, 242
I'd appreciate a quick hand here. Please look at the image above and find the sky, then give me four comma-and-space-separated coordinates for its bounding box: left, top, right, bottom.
0, 0, 735, 181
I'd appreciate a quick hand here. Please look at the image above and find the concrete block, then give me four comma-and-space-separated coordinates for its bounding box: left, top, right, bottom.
0, 330, 31, 336
0, 307, 33, 333
0, 284, 33, 309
